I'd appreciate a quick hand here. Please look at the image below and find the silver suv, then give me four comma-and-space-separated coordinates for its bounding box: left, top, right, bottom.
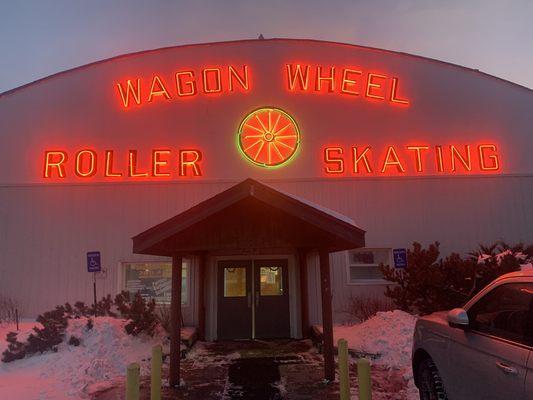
412, 270, 533, 400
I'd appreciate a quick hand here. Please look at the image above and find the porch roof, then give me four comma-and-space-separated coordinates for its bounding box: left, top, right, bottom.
132, 178, 365, 256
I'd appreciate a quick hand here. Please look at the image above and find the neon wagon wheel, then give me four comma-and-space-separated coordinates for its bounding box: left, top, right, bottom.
237, 107, 300, 168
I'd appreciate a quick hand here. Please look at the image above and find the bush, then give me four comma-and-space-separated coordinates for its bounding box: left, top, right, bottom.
114, 291, 158, 336
26, 307, 69, 355
2, 290, 161, 363
340, 294, 394, 323
1, 332, 25, 362
380, 241, 532, 315
63, 297, 117, 319
68, 336, 81, 346
155, 304, 172, 335
0, 295, 19, 324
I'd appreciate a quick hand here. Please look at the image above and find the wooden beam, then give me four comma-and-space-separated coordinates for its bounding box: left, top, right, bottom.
197, 253, 206, 341
319, 249, 335, 381
169, 254, 182, 387
298, 249, 309, 338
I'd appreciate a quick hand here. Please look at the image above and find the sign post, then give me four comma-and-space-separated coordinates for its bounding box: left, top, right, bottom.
393, 248, 408, 269
86, 251, 101, 315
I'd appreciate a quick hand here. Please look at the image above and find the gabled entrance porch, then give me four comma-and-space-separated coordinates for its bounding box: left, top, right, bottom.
132, 178, 365, 386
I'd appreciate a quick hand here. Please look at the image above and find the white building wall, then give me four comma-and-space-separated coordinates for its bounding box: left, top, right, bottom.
1, 175, 531, 318
0, 39, 532, 322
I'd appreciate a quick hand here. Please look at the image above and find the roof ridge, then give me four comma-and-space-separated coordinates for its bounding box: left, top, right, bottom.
1, 38, 531, 98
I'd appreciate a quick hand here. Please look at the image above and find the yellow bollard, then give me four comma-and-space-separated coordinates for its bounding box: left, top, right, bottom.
338, 339, 350, 400
126, 362, 140, 400
151, 345, 163, 400
357, 358, 372, 400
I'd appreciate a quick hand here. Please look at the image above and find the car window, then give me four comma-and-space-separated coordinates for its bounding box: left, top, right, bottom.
467, 282, 533, 346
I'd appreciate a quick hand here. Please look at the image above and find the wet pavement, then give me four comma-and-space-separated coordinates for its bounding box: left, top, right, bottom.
93, 339, 412, 399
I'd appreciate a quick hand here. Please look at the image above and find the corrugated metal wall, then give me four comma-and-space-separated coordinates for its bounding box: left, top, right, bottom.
1, 175, 531, 319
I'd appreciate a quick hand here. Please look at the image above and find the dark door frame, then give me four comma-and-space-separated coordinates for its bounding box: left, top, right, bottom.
215, 255, 293, 340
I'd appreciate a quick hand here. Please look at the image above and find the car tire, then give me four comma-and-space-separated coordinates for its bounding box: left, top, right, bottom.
417, 357, 448, 400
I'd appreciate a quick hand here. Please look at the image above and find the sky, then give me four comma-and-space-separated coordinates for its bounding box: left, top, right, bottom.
0, 0, 532, 93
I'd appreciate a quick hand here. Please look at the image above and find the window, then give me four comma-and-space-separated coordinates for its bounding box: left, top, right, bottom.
224, 267, 247, 297
467, 282, 533, 346
346, 248, 391, 284
260, 266, 283, 296
123, 261, 189, 305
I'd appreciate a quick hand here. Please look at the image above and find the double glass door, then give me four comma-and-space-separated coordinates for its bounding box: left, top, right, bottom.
217, 259, 290, 340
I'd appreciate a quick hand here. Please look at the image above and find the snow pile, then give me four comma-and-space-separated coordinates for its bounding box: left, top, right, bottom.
333, 310, 417, 369
333, 310, 419, 400
0, 317, 166, 399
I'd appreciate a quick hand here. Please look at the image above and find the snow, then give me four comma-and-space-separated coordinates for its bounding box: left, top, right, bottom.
0, 317, 167, 399
479, 250, 532, 266
331, 310, 419, 400
1, 312, 420, 399
520, 263, 533, 271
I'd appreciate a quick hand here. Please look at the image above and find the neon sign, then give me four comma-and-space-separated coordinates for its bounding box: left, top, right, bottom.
285, 64, 409, 105
38, 59, 506, 182
43, 149, 203, 179
323, 144, 500, 175
237, 107, 300, 168
115, 63, 409, 109
116, 65, 250, 108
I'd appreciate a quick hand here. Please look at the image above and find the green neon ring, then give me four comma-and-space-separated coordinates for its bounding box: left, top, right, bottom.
237, 107, 301, 169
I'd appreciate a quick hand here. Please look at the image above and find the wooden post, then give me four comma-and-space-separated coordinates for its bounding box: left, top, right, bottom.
169, 254, 182, 388
126, 363, 140, 400
357, 358, 372, 400
298, 249, 309, 338
198, 253, 206, 341
151, 345, 162, 400
319, 249, 335, 381
338, 339, 350, 400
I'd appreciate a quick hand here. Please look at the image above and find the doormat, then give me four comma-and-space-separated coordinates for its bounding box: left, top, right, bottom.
225, 357, 284, 399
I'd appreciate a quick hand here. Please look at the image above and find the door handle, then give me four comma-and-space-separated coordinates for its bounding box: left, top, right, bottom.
496, 361, 518, 375
255, 291, 259, 307
247, 292, 252, 308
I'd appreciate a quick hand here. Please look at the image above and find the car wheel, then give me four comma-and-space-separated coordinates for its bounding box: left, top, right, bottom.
417, 357, 448, 400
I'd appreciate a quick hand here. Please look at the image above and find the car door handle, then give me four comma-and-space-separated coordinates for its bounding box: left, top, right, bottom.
496, 362, 518, 375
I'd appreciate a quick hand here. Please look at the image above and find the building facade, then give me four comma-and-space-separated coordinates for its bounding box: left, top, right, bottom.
0, 39, 532, 341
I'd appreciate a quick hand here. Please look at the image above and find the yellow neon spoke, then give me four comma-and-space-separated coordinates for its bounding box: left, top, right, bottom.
255, 114, 269, 133
268, 142, 272, 164
253, 141, 265, 161
275, 139, 294, 151
275, 134, 297, 139
243, 134, 264, 139
273, 122, 292, 136
243, 139, 262, 152
244, 123, 264, 134
268, 111, 272, 132
272, 142, 284, 159
271, 113, 281, 133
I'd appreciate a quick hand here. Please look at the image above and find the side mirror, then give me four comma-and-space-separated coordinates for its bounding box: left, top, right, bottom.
447, 308, 469, 329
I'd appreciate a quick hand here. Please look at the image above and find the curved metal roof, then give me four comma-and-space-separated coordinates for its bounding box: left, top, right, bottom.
1, 38, 531, 98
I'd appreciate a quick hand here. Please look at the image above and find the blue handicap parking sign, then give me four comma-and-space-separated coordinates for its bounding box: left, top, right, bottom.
393, 248, 408, 269
87, 251, 101, 272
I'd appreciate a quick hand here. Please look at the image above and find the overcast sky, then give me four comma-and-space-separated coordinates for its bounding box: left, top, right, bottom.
1, 0, 532, 92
